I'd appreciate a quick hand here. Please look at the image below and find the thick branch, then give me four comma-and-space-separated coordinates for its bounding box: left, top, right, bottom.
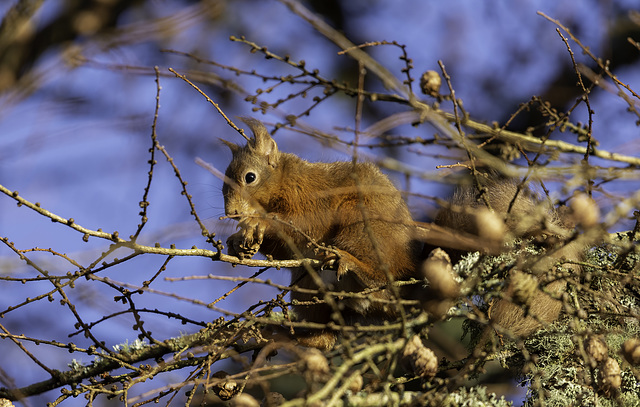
0, 324, 262, 401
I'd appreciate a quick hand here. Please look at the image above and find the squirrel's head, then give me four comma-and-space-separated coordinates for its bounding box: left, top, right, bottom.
221, 118, 280, 219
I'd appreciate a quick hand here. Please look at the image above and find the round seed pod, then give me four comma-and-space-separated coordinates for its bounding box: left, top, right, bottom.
348, 373, 364, 393
570, 193, 600, 228
622, 338, 640, 365
420, 70, 442, 96
212, 371, 240, 401
598, 357, 621, 396
402, 335, 438, 379
231, 394, 259, 407
421, 248, 458, 299
262, 392, 285, 406
302, 348, 330, 381
475, 207, 506, 243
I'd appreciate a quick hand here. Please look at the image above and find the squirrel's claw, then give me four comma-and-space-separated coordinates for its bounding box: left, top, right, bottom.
227, 217, 268, 260
320, 251, 354, 281
320, 257, 336, 272
227, 234, 259, 260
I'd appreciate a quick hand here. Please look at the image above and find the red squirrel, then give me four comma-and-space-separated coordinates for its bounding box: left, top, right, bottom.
222, 117, 422, 349
221, 118, 580, 350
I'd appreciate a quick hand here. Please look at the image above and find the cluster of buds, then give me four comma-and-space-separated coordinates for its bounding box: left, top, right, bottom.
402, 335, 438, 379
420, 248, 460, 319
212, 370, 240, 401
585, 336, 621, 396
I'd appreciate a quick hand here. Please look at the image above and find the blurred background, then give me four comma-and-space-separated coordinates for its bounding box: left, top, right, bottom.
1, 0, 639, 404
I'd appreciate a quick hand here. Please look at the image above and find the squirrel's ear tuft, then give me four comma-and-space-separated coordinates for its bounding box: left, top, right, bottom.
220, 138, 240, 155
239, 117, 279, 166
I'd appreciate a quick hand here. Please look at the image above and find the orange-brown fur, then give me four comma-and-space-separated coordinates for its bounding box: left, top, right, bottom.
222, 118, 422, 349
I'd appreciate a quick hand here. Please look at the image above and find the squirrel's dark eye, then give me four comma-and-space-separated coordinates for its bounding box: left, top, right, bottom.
244, 172, 256, 184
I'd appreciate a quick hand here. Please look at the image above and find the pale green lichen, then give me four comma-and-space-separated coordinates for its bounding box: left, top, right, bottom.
451, 235, 640, 406
442, 386, 512, 407
519, 238, 640, 406
112, 338, 148, 353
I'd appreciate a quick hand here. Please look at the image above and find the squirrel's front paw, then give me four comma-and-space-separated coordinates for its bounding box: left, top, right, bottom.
226, 218, 266, 259
321, 250, 357, 281
226, 232, 259, 259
